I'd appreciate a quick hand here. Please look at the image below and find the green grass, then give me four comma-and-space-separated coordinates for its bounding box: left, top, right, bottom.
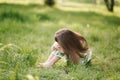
0, 2, 120, 80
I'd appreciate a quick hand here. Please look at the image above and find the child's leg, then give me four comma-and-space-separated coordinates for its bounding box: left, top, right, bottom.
38, 51, 61, 68
46, 51, 57, 62
38, 56, 61, 68
42, 55, 61, 67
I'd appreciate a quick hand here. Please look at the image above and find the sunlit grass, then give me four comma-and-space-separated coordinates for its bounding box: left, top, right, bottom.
0, 0, 44, 5
57, 2, 120, 17
0, 1, 120, 80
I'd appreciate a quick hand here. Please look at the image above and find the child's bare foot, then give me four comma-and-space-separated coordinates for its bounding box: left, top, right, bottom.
37, 63, 52, 68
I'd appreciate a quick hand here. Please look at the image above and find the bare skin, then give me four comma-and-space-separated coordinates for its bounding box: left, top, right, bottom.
38, 42, 64, 68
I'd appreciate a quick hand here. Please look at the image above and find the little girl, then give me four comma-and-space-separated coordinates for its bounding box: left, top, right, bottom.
38, 28, 92, 67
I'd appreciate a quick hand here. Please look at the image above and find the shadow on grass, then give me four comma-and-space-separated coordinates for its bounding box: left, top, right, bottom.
53, 9, 120, 27
0, 3, 120, 27
36, 13, 51, 21
0, 10, 28, 22
0, 3, 43, 22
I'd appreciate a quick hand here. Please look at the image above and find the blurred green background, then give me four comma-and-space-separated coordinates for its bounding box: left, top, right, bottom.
0, 0, 120, 80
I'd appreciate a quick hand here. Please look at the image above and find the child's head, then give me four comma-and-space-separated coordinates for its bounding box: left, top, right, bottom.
54, 28, 89, 64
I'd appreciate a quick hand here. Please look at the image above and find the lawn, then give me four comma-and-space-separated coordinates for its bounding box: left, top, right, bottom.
0, 1, 120, 80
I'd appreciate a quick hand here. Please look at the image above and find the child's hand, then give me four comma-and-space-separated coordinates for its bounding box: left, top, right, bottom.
51, 42, 64, 53
51, 42, 59, 50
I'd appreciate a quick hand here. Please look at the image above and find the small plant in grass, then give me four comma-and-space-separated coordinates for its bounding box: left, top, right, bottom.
37, 14, 50, 21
